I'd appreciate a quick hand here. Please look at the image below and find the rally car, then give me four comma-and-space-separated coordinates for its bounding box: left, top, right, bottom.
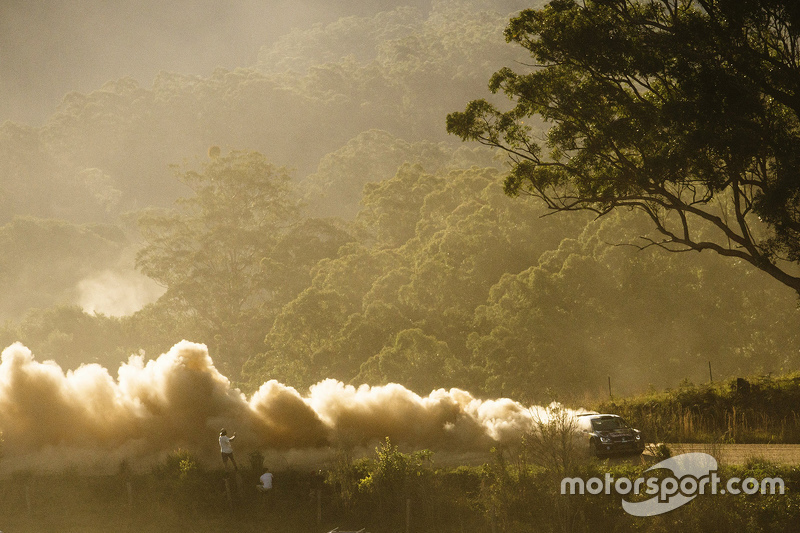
576, 413, 645, 457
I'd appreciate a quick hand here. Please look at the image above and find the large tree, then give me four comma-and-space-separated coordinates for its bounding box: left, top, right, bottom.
136, 150, 302, 373
447, 0, 800, 295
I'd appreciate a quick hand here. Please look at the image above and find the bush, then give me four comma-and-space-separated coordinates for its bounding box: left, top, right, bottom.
358, 438, 433, 512
523, 404, 585, 476
151, 448, 212, 514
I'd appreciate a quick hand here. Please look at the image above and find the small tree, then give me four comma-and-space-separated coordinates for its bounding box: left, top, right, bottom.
523, 404, 583, 476
358, 438, 433, 524
152, 448, 207, 513
523, 406, 587, 533
324, 446, 372, 510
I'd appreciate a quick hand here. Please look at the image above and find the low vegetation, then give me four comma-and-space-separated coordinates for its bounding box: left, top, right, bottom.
598, 374, 800, 444
2, 432, 799, 532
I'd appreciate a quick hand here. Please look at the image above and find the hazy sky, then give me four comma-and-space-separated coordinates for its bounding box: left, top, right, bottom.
0, 0, 431, 126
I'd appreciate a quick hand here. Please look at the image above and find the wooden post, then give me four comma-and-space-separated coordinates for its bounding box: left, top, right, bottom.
708, 361, 713, 383
406, 498, 411, 533
608, 376, 612, 399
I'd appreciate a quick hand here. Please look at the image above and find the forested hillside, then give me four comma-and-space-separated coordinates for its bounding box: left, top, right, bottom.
1, 0, 798, 402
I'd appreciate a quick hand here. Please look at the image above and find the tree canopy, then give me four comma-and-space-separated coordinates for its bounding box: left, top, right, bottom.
0, 1, 529, 226
242, 163, 800, 399
447, 0, 800, 295
135, 150, 306, 373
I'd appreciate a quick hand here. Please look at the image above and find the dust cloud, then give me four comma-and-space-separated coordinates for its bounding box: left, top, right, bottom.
77, 269, 165, 317
0, 340, 575, 474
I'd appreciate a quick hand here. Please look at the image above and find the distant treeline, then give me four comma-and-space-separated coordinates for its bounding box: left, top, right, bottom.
0, 0, 531, 225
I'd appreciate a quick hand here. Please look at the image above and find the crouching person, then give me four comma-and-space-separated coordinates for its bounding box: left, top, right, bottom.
257, 468, 273, 493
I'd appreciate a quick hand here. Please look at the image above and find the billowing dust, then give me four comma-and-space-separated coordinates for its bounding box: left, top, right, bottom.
0, 340, 581, 473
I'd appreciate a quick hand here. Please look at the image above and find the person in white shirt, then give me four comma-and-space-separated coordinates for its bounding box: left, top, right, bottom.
257, 468, 273, 492
218, 428, 238, 471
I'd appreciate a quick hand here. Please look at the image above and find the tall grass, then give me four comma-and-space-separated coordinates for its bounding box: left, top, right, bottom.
597, 373, 800, 443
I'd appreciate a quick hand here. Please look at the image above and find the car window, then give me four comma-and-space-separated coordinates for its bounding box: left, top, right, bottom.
591, 417, 628, 431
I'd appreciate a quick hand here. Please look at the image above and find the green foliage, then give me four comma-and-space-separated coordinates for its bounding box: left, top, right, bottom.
245, 159, 800, 398
324, 448, 373, 510
357, 437, 433, 499
301, 129, 498, 219
324, 440, 455, 529
148, 448, 220, 516
136, 150, 306, 375
478, 449, 535, 531
357, 328, 466, 393
137, 150, 300, 311
2, 452, 800, 532
2, 0, 800, 407
357, 163, 448, 248
0, 305, 133, 371
469, 208, 800, 401
152, 448, 201, 480
0, 1, 528, 228
245, 164, 591, 392
599, 372, 800, 444
448, 0, 800, 295
348, 438, 435, 528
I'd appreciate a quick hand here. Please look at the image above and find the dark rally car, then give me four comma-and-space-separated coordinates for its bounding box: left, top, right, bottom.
576, 413, 645, 457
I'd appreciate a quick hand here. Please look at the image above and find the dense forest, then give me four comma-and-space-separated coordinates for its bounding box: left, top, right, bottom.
2, 0, 799, 406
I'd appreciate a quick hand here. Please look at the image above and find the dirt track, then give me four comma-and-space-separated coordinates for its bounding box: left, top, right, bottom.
646, 444, 800, 465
